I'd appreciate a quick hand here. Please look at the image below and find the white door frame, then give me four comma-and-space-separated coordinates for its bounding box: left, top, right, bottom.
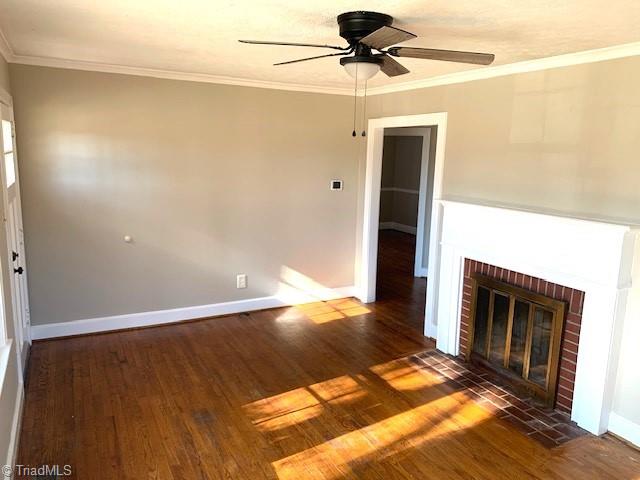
357, 112, 448, 339
0, 93, 13, 345
0, 90, 31, 375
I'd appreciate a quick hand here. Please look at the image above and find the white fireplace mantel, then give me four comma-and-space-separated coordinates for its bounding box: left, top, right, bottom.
430, 200, 640, 437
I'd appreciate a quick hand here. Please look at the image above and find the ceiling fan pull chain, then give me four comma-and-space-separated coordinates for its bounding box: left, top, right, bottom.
361, 80, 368, 137
352, 63, 359, 137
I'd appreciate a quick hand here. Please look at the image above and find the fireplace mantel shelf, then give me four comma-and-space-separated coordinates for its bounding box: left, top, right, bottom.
440, 199, 640, 230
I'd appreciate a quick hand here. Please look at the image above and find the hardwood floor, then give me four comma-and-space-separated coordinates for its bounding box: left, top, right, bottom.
17, 253, 640, 478
376, 230, 426, 333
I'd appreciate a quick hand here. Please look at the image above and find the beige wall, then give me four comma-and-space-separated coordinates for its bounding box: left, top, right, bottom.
8, 54, 640, 434
0, 55, 10, 93
392, 137, 422, 192
379, 191, 393, 223
367, 55, 640, 223
361, 55, 640, 432
379, 136, 422, 228
380, 137, 396, 189
0, 52, 21, 470
10, 64, 360, 326
379, 137, 395, 223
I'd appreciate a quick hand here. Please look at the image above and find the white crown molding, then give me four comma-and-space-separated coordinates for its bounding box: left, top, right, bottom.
4, 24, 640, 97
11, 54, 354, 95
366, 41, 640, 96
0, 28, 15, 63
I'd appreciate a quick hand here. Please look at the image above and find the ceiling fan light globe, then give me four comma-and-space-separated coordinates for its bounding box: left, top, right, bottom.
344, 62, 380, 80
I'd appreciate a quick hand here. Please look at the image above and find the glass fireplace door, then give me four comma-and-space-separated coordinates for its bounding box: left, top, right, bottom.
466, 274, 566, 406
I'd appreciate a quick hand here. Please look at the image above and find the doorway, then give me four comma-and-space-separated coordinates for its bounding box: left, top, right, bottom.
376, 127, 433, 331
0, 98, 31, 375
357, 113, 448, 339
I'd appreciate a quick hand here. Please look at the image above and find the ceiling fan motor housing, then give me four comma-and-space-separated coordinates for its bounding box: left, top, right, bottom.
337, 11, 393, 45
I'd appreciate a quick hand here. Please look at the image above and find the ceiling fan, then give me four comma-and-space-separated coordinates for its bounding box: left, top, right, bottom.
239, 11, 495, 81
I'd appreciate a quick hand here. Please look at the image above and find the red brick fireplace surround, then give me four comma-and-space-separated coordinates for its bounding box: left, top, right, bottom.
459, 259, 585, 413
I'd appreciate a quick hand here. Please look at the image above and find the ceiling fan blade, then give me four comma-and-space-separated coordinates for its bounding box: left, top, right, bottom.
388, 47, 495, 65
379, 55, 410, 77
359, 26, 416, 50
274, 51, 352, 66
239, 40, 350, 51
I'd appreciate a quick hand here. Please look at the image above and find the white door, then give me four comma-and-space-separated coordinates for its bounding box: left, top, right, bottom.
1, 103, 30, 371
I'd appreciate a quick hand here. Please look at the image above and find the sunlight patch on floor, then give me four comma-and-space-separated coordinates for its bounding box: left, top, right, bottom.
243, 375, 367, 433
243, 387, 322, 432
241, 355, 496, 479
370, 358, 443, 391
271, 393, 492, 480
275, 295, 371, 325
308, 375, 366, 405
296, 299, 371, 324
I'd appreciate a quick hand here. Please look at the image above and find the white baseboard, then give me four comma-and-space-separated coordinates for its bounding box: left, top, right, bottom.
30, 286, 356, 340
4, 381, 24, 472
608, 412, 640, 448
379, 222, 417, 235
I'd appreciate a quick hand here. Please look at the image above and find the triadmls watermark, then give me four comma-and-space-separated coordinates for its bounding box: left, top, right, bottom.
3, 464, 73, 478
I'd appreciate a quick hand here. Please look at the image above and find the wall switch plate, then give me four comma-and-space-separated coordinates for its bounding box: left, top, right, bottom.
330, 180, 343, 191
236, 274, 247, 289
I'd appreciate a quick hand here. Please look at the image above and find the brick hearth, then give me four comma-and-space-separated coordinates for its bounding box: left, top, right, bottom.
411, 350, 587, 448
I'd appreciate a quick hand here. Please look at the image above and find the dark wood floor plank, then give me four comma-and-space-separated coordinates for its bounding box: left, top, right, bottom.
16, 231, 640, 479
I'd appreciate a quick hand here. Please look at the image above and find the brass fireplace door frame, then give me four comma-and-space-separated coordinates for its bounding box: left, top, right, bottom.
465, 273, 566, 407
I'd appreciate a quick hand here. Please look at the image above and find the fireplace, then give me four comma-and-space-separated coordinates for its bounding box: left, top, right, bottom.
460, 260, 584, 413
431, 200, 639, 438
465, 272, 567, 407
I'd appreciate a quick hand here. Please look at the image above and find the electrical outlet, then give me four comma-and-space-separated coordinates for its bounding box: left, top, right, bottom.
236, 274, 247, 289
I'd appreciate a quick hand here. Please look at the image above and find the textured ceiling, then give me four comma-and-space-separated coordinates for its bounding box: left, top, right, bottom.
1, 0, 639, 89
